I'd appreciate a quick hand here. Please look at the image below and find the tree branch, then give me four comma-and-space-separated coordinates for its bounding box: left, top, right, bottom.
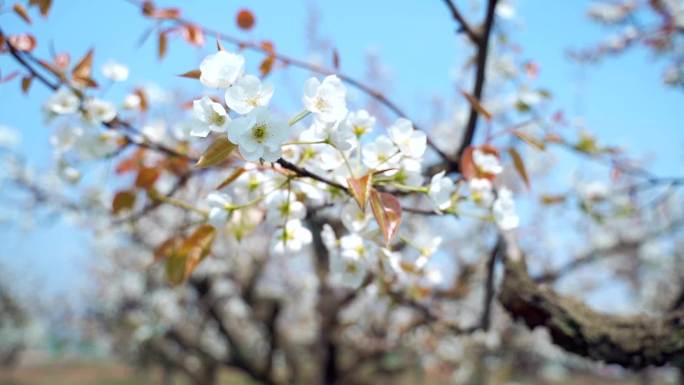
455, 0, 499, 161
498, 231, 684, 369
441, 0, 480, 44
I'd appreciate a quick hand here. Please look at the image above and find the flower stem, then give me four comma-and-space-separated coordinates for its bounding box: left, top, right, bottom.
288, 109, 311, 126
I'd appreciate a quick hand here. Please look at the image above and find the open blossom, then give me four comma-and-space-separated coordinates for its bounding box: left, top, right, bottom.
493, 187, 519, 230
206, 192, 232, 228
428, 171, 455, 211
302, 75, 348, 123
469, 178, 494, 206
266, 190, 306, 224
388, 118, 426, 159
473, 149, 503, 175
82, 98, 117, 124
192, 96, 230, 137
307, 118, 356, 151
227, 107, 288, 162
362, 135, 399, 169
341, 202, 371, 233
271, 219, 313, 254
342, 109, 375, 137
101, 60, 129, 82
45, 87, 79, 115
224, 75, 274, 114
199, 50, 245, 88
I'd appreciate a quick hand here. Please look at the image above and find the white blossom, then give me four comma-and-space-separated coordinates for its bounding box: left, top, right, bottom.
266, 190, 306, 224
388, 118, 426, 159
469, 178, 494, 206
199, 50, 245, 88
191, 96, 230, 137
473, 149, 503, 175
342, 109, 375, 137
272, 219, 312, 254
206, 192, 232, 228
362, 135, 399, 169
224, 75, 274, 114
227, 107, 289, 162
45, 87, 79, 115
493, 187, 519, 230
428, 171, 455, 211
101, 60, 129, 82
82, 98, 117, 124
302, 75, 348, 123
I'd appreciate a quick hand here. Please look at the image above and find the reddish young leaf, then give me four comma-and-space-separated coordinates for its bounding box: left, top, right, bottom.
459, 146, 477, 180
72, 49, 94, 84
178, 69, 201, 79
347, 174, 372, 211
36, 59, 66, 81
158, 32, 168, 60
133, 88, 149, 112
112, 190, 136, 214
154, 237, 182, 262
135, 166, 161, 189
21, 75, 32, 94
236, 9, 255, 30
166, 224, 216, 285
259, 56, 275, 77
29, 0, 52, 16
508, 147, 530, 189
216, 167, 246, 190
0, 70, 20, 83
461, 90, 492, 121
13, 3, 32, 24
54, 52, 70, 69
182, 24, 205, 46
369, 189, 402, 246
115, 148, 146, 174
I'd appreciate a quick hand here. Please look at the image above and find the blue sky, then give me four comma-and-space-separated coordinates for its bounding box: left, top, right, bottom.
1, 0, 682, 299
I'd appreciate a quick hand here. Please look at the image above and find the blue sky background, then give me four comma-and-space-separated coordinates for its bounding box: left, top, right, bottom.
0, 0, 682, 303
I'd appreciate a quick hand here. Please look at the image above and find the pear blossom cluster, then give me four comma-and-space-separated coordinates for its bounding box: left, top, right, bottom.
175, 49, 523, 295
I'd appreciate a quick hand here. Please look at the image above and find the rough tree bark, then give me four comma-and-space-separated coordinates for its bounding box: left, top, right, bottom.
497, 232, 684, 369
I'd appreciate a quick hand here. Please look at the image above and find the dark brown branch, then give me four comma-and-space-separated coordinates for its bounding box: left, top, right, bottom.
479, 238, 500, 330
456, 0, 500, 161
441, 0, 480, 44
498, 231, 684, 369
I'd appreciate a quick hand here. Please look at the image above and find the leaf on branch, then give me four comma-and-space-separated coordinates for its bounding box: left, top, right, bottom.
21, 75, 32, 94
72, 49, 98, 87
369, 189, 402, 246
216, 167, 246, 190
29, 0, 51, 16
508, 147, 530, 189
154, 237, 182, 262
461, 90, 492, 121
540, 194, 566, 205
0, 70, 20, 84
236, 9, 255, 30
135, 166, 161, 189
512, 129, 545, 151
13, 4, 32, 24
182, 24, 204, 47
259, 56, 275, 78
37, 58, 66, 81
195, 136, 236, 168
158, 32, 168, 60
178, 69, 201, 79
115, 148, 146, 174
112, 190, 136, 214
166, 224, 216, 285
347, 173, 372, 211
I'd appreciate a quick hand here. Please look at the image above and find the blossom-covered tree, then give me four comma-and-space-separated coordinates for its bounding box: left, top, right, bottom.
2, 1, 684, 384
